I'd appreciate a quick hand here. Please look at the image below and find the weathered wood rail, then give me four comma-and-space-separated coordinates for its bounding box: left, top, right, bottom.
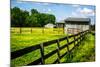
11, 30, 89, 65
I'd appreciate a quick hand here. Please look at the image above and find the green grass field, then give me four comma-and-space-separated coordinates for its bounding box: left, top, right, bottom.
11, 27, 95, 66
68, 34, 95, 62
11, 27, 66, 52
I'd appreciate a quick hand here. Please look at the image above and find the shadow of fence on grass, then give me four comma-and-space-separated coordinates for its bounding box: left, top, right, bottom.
11, 30, 93, 65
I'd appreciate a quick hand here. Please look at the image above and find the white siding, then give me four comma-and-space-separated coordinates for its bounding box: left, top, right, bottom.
83, 25, 89, 31
45, 23, 54, 28
65, 24, 89, 34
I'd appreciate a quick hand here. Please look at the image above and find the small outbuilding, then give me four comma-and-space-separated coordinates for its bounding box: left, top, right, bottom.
64, 17, 90, 34
56, 22, 65, 28
44, 23, 55, 28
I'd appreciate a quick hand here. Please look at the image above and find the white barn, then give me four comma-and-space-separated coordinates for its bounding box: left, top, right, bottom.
64, 17, 90, 34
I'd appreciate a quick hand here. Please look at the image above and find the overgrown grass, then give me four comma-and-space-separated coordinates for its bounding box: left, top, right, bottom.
65, 34, 95, 62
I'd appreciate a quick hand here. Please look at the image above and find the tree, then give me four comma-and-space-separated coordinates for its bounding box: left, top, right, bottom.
11, 7, 21, 27
90, 24, 95, 31
11, 7, 29, 33
11, 7, 56, 33
22, 10, 29, 27
37, 13, 56, 33
31, 9, 38, 14
48, 14, 56, 24
38, 13, 56, 27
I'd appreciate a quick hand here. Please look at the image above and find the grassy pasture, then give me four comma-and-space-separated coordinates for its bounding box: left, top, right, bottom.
70, 34, 95, 62
11, 27, 66, 52
11, 27, 95, 66
11, 27, 69, 66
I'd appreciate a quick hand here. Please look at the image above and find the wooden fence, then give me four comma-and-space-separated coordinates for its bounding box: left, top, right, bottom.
11, 30, 89, 65
11, 27, 64, 34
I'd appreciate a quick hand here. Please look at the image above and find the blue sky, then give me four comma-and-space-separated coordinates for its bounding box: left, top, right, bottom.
11, 0, 95, 24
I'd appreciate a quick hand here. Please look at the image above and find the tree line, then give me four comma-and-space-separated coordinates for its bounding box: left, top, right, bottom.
11, 7, 56, 27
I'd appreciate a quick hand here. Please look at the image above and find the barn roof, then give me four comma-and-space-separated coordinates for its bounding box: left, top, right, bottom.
65, 17, 90, 24
56, 22, 65, 24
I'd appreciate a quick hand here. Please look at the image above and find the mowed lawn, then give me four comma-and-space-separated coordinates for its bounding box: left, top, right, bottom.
11, 27, 95, 66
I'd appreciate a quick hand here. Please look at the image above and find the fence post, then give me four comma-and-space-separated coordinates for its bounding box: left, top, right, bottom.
78, 32, 82, 45
73, 35, 76, 46
40, 43, 45, 64
66, 36, 71, 62
57, 39, 61, 63
82, 31, 86, 41
79, 33, 81, 44
19, 27, 22, 33
66, 36, 69, 52
76, 34, 78, 45
30, 27, 32, 33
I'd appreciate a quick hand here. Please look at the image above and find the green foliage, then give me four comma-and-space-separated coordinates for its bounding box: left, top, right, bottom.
31, 9, 39, 14
65, 34, 95, 62
11, 7, 29, 27
11, 7, 21, 27
26, 14, 40, 27
90, 24, 95, 31
38, 13, 55, 26
11, 7, 56, 27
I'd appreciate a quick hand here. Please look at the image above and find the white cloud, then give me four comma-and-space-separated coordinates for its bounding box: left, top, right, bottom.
80, 8, 93, 14
30, 2, 47, 5
43, 8, 52, 13
48, 8, 52, 12
72, 4, 80, 7
17, 1, 23, 3
71, 7, 95, 18
35, 2, 41, 5
42, 3, 50, 5
16, 1, 27, 4
71, 12, 78, 17
71, 12, 87, 18
76, 8, 82, 12
76, 7, 95, 16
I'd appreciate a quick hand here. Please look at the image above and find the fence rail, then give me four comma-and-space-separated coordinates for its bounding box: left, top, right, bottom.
11, 30, 89, 65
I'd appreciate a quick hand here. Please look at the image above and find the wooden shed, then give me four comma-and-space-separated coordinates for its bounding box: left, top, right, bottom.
64, 17, 90, 34
56, 22, 65, 28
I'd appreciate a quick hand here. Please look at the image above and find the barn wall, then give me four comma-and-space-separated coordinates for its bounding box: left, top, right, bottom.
82, 25, 89, 31
64, 24, 89, 34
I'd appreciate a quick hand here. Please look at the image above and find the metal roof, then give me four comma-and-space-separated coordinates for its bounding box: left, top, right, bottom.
64, 17, 90, 25
65, 17, 90, 22
56, 22, 65, 24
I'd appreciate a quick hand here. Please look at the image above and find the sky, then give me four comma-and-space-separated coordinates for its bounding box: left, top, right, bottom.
11, 0, 96, 24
